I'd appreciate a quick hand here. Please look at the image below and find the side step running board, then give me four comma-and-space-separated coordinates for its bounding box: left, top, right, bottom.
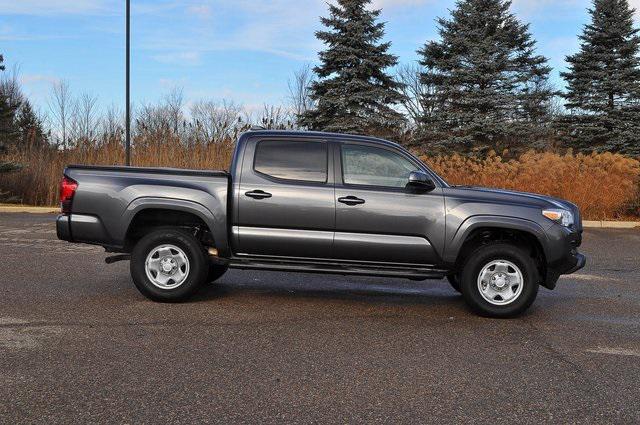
105, 254, 131, 264
228, 259, 448, 280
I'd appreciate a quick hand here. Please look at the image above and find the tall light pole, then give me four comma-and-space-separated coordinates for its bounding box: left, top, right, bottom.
125, 0, 131, 165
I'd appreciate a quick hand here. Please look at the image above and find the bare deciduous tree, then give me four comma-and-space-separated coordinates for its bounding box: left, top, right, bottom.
394, 63, 439, 128
287, 64, 315, 126
135, 102, 173, 144
48, 80, 72, 150
255, 104, 294, 130
71, 92, 100, 144
163, 87, 185, 135
190, 100, 246, 144
101, 104, 123, 143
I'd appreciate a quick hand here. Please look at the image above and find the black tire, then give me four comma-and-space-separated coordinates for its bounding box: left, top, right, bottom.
207, 264, 229, 283
446, 274, 462, 293
130, 227, 208, 302
460, 243, 539, 318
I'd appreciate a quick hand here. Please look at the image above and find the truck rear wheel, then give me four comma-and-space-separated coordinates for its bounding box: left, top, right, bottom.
130, 227, 208, 302
460, 243, 538, 318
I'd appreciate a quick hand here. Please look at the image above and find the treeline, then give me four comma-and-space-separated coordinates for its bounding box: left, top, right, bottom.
296, 0, 640, 155
0, 60, 297, 156
0, 55, 48, 166
1, 0, 640, 160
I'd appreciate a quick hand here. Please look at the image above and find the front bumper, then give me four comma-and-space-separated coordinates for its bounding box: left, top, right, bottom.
542, 224, 586, 289
564, 252, 586, 275
543, 251, 586, 289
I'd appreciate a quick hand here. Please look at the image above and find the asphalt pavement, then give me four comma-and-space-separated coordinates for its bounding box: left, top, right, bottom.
1, 212, 639, 424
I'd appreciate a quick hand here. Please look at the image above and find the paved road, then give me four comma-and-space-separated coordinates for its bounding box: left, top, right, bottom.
0, 212, 639, 424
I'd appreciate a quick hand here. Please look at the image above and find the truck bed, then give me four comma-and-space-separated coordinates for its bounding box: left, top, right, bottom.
66, 164, 229, 178
58, 164, 231, 253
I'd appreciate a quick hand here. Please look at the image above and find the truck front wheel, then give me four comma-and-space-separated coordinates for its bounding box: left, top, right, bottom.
130, 227, 208, 302
460, 243, 539, 318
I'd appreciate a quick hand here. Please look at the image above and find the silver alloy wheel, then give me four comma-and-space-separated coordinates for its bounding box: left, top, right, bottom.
145, 244, 190, 290
477, 259, 524, 306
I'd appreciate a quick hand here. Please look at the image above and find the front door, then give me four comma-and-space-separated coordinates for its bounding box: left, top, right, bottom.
333, 142, 445, 265
234, 137, 335, 259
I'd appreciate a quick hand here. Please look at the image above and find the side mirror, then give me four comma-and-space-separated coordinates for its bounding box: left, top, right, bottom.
407, 171, 436, 192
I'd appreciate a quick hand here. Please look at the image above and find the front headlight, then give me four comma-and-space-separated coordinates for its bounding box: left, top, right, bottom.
542, 208, 574, 227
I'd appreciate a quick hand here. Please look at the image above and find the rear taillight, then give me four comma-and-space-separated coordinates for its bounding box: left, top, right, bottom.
59, 176, 78, 214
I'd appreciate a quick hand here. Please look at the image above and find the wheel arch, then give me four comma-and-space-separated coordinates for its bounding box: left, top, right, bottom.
121, 198, 228, 255
446, 217, 549, 286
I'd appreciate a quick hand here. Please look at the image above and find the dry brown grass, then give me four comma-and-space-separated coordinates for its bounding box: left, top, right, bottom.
423, 150, 640, 220
0, 137, 234, 206
1, 142, 638, 220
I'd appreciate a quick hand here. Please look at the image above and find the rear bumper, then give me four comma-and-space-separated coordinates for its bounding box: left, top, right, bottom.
56, 214, 71, 241
56, 213, 109, 245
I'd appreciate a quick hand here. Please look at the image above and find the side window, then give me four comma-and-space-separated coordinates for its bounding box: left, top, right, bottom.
254, 140, 328, 182
341, 144, 418, 188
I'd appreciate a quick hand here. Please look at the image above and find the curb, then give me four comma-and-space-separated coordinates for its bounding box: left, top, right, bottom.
582, 220, 640, 229
0, 205, 58, 214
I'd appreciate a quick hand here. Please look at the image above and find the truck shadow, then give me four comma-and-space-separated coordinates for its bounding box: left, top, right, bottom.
192, 270, 465, 308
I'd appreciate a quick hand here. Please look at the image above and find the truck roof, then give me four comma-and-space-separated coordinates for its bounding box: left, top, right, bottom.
239, 129, 403, 150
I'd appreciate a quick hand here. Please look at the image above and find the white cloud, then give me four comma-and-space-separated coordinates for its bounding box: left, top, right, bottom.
1, 0, 446, 66
371, 0, 431, 9
137, 0, 440, 64
158, 77, 188, 89
0, 23, 74, 41
20, 74, 61, 85
152, 51, 202, 65
512, 0, 639, 20
510, 0, 579, 18
187, 4, 213, 19
0, 0, 111, 15
132, 1, 183, 16
18, 74, 62, 107
138, 0, 326, 61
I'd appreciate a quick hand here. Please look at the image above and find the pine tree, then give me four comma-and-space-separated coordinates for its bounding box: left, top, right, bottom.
300, 0, 405, 136
0, 54, 23, 175
418, 0, 553, 153
0, 54, 21, 154
561, 0, 640, 155
16, 100, 47, 151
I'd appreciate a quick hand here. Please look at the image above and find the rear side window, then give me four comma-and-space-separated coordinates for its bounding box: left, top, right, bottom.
254, 140, 327, 182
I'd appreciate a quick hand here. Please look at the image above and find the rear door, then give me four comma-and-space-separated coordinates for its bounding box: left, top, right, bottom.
233, 137, 335, 258
333, 142, 445, 265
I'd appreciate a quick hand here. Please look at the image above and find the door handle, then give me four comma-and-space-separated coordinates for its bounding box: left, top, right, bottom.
245, 190, 272, 199
338, 196, 365, 206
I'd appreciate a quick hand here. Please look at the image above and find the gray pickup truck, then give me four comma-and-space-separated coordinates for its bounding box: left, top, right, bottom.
57, 130, 585, 317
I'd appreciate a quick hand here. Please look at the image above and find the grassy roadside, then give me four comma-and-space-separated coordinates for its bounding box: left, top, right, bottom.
0, 204, 58, 213
1, 145, 639, 220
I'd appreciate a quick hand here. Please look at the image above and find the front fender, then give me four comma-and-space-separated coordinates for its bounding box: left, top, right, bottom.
443, 215, 549, 264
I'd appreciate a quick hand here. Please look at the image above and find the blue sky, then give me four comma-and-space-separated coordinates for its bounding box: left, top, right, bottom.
1, 0, 636, 113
